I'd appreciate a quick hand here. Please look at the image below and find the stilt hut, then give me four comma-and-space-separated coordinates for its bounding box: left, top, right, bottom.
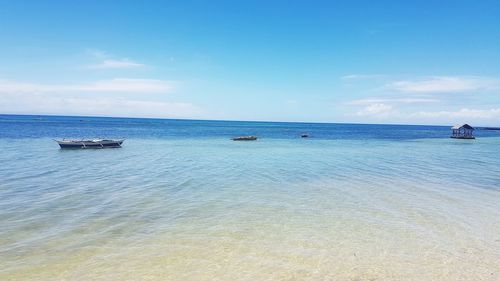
451, 124, 475, 139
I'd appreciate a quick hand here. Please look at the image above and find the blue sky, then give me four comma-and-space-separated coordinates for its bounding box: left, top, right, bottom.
1, 0, 500, 125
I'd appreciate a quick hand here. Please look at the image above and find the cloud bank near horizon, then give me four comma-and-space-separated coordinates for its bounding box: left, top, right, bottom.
0, 50, 200, 119
0, 92, 202, 118
343, 75, 500, 125
0, 78, 176, 94
389, 76, 500, 94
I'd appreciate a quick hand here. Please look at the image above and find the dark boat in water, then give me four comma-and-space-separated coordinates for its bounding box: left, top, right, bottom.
231, 136, 257, 141
55, 139, 124, 149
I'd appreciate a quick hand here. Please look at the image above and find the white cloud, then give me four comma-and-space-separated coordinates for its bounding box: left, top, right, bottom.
0, 78, 197, 118
285, 99, 299, 106
348, 97, 439, 105
348, 103, 500, 125
355, 103, 394, 117
85, 49, 108, 59
0, 93, 201, 118
341, 74, 386, 80
389, 76, 500, 93
344, 75, 500, 124
0, 79, 176, 94
89, 59, 145, 69
85, 49, 146, 69
411, 108, 500, 119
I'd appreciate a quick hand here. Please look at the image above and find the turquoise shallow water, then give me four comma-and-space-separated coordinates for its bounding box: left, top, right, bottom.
1, 116, 500, 280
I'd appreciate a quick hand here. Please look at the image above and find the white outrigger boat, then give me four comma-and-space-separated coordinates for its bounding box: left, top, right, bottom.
55, 139, 124, 149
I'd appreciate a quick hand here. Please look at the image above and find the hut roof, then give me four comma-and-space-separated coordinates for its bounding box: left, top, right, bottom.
451, 124, 474, 130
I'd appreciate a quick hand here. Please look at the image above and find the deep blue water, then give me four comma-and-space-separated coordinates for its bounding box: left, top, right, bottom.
1, 114, 499, 140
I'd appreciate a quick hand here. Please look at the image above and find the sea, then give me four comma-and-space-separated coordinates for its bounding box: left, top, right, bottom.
1, 114, 499, 281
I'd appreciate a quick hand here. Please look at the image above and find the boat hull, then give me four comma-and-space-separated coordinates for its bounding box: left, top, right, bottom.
232, 136, 257, 141
57, 140, 124, 149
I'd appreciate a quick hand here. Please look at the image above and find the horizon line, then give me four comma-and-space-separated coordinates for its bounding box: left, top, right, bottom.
0, 113, 460, 128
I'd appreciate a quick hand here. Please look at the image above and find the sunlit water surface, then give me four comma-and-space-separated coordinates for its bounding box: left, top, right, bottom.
1, 115, 499, 280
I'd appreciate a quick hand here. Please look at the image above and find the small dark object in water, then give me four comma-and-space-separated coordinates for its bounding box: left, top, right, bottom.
232, 136, 257, 141
301, 134, 309, 138
55, 139, 124, 149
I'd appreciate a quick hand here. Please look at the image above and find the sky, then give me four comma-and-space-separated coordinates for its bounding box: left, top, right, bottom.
1, 0, 500, 125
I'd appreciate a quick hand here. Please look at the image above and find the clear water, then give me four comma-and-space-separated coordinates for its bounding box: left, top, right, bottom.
1, 115, 499, 280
